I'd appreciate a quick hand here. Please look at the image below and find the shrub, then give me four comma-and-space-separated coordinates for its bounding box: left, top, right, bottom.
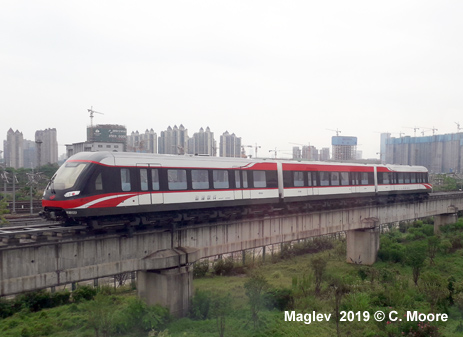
193, 260, 210, 278
377, 243, 405, 263
72, 285, 97, 303
189, 290, 212, 320
17, 290, 53, 312
213, 257, 235, 276
264, 288, 294, 311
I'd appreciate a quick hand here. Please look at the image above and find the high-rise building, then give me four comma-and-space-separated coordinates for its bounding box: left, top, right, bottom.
292, 146, 301, 160
320, 147, 330, 161
188, 127, 216, 156
158, 125, 188, 155
332, 136, 357, 161
4, 128, 24, 168
219, 131, 241, 158
23, 140, 36, 169
35, 128, 58, 166
384, 132, 463, 173
127, 129, 157, 153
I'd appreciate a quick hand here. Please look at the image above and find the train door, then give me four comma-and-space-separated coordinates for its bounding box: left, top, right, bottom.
236, 169, 251, 200
311, 172, 319, 196
149, 164, 163, 205
137, 164, 151, 205
233, 169, 243, 200
240, 169, 251, 199
137, 164, 163, 206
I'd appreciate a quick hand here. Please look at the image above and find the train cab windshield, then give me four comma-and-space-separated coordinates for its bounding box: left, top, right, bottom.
49, 162, 89, 191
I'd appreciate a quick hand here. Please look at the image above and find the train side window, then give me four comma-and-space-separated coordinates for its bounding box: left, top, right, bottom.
340, 172, 349, 186
382, 172, 389, 184
283, 171, 292, 187
404, 173, 411, 183
95, 173, 103, 191
235, 171, 241, 188
312, 172, 318, 186
398, 173, 404, 184
361, 172, 369, 185
307, 172, 313, 187
424, 173, 429, 183
168, 169, 187, 190
213, 170, 229, 189
294, 171, 304, 187
320, 172, 329, 186
411, 173, 416, 183
192, 169, 209, 189
121, 168, 131, 192
352, 172, 359, 185
253, 171, 266, 188
140, 169, 148, 191
377, 172, 383, 184
330, 172, 340, 186
151, 169, 160, 190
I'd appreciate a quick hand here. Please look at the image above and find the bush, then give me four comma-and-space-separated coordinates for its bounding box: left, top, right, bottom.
264, 288, 294, 311
193, 260, 210, 278
189, 290, 212, 320
213, 257, 235, 276
112, 297, 170, 334
17, 290, 53, 312
72, 285, 97, 303
377, 243, 405, 263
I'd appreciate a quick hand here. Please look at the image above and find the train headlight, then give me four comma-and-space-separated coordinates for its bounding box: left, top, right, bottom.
64, 191, 80, 198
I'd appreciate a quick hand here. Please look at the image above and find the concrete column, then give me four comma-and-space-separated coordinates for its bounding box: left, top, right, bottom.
138, 266, 193, 317
434, 213, 458, 234
346, 227, 380, 265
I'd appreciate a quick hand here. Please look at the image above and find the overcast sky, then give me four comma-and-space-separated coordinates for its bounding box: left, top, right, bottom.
2, 1, 463, 159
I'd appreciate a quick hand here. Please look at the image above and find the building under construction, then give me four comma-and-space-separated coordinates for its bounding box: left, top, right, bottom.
383, 132, 463, 173
332, 136, 357, 161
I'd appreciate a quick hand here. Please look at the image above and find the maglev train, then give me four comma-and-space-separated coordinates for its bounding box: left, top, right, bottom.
41, 151, 431, 227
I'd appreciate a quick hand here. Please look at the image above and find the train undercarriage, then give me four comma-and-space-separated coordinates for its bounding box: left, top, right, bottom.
40, 192, 429, 232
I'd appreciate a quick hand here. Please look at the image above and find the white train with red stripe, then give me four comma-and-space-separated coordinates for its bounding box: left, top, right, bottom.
41, 151, 431, 227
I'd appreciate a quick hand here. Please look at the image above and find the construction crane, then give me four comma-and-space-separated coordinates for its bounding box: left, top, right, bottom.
241, 145, 253, 158
327, 128, 341, 136
420, 126, 438, 136
87, 106, 104, 129
403, 127, 420, 137
456, 122, 462, 133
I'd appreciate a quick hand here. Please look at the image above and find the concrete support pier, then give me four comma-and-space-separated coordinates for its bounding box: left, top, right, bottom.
137, 247, 198, 317
138, 266, 193, 317
434, 206, 458, 234
346, 226, 380, 265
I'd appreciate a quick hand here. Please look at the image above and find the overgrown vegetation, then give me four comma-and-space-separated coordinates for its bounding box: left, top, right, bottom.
4, 218, 463, 336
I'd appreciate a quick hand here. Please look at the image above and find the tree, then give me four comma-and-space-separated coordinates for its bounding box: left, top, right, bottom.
210, 294, 232, 337
244, 270, 269, 328
0, 198, 9, 225
329, 276, 350, 337
83, 293, 116, 337
405, 242, 427, 286
427, 236, 441, 265
420, 272, 449, 312
311, 255, 327, 295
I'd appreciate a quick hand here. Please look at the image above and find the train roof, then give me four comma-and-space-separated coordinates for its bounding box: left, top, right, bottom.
66, 151, 428, 172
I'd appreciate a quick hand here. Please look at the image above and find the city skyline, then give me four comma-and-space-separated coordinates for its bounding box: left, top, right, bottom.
2, 1, 463, 160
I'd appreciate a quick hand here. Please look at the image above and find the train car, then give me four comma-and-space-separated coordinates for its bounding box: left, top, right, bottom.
41, 151, 431, 227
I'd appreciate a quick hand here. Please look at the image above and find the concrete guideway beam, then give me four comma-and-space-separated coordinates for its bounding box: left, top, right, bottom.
2, 194, 463, 314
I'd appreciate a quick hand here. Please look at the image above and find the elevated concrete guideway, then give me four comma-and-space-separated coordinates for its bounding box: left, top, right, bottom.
1, 192, 462, 316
